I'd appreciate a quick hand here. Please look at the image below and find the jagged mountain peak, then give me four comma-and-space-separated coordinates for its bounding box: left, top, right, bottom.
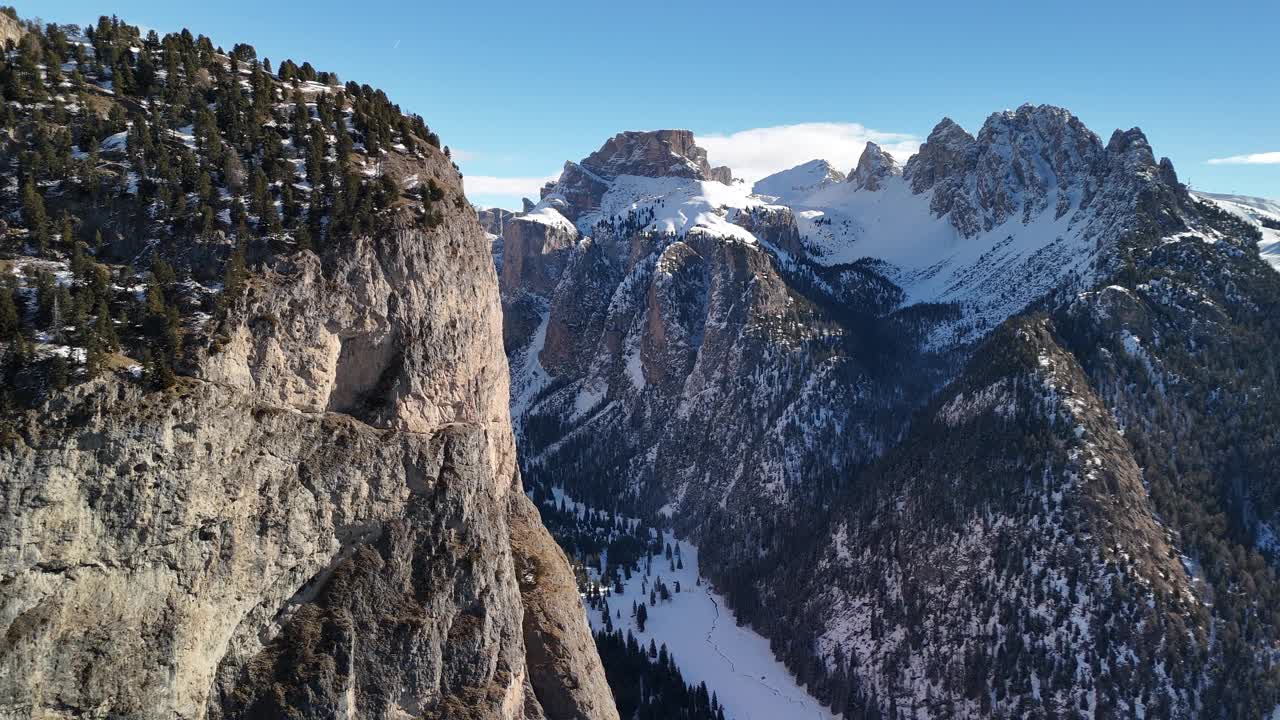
1105, 126, 1181, 187
1106, 126, 1156, 162
897, 103, 1189, 238
848, 141, 901, 191
580, 129, 733, 184
924, 115, 977, 151
536, 129, 738, 225
902, 117, 977, 195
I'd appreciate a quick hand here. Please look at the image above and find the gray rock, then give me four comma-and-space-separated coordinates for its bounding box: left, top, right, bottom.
847, 142, 900, 191
0, 12, 23, 49
540, 131, 733, 221
0, 143, 616, 720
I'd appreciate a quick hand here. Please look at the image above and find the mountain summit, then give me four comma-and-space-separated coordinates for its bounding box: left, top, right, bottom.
847, 142, 900, 191
538, 129, 733, 223
754, 159, 846, 202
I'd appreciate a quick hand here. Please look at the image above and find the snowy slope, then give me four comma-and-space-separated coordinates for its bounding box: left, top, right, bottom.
752, 159, 846, 204
588, 539, 837, 720
566, 174, 779, 245
1197, 191, 1280, 217
788, 174, 1100, 342
549, 490, 837, 720
1194, 191, 1280, 269
521, 205, 578, 232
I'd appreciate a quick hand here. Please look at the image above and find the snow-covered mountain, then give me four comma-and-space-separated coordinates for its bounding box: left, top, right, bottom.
753, 159, 846, 204
1197, 191, 1280, 218
495, 105, 1280, 718
1194, 191, 1280, 268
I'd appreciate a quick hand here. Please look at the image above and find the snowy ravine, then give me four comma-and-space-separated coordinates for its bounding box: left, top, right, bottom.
549, 490, 837, 720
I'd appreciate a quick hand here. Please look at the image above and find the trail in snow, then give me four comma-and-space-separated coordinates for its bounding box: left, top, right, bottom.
547, 486, 836, 720
700, 590, 830, 717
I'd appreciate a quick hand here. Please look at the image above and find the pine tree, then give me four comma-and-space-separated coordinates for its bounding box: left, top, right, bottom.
0, 282, 18, 342
223, 233, 248, 301
294, 223, 313, 253
80, 317, 103, 379
47, 354, 69, 390
94, 298, 118, 351
21, 176, 49, 253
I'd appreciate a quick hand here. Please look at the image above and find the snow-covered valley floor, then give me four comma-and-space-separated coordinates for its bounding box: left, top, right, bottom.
550, 490, 836, 720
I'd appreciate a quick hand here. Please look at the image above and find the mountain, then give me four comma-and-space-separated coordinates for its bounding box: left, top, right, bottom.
1194, 191, 1280, 269
754, 159, 846, 203
0, 13, 614, 719
496, 105, 1280, 717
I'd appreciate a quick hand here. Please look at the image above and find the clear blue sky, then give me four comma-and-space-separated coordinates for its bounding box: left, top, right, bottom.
23, 0, 1280, 209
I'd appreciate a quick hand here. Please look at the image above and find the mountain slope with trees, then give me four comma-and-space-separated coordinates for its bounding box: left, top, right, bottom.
0, 9, 617, 719
495, 109, 1280, 718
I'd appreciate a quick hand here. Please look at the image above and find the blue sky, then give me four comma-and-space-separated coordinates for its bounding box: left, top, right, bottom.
26, 0, 1280, 209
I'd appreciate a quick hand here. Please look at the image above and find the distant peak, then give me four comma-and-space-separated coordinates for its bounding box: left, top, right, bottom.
849, 142, 901, 191
753, 159, 845, 201
580, 129, 731, 183
535, 129, 733, 223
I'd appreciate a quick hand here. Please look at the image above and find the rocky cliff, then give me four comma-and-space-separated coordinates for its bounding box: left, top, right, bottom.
0, 11, 23, 48
0, 13, 615, 720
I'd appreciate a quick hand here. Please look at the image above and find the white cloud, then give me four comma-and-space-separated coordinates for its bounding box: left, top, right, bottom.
696, 122, 922, 184
463, 173, 560, 199
1207, 151, 1280, 166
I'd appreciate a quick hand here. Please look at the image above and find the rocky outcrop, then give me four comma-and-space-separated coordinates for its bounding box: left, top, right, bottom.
499, 210, 580, 297
0, 12, 23, 48
903, 104, 1184, 238
846, 142, 899, 191
902, 117, 976, 197
579, 130, 729, 183
540, 130, 732, 222
479, 207, 518, 238
730, 205, 804, 256
0, 141, 615, 719
509, 493, 616, 720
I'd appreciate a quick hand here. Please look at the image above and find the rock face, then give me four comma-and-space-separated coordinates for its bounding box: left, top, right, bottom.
0, 12, 23, 48
479, 206, 518, 238
497, 107, 1280, 717
846, 142, 899, 191
499, 209, 581, 297
539, 130, 733, 222
502, 130, 926, 555
0, 139, 615, 719
902, 104, 1180, 238
579, 130, 730, 184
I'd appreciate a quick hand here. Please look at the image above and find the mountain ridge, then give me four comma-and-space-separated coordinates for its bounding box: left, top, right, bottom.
496, 105, 1280, 718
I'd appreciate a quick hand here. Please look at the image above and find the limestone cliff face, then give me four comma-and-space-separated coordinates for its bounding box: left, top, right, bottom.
0, 147, 616, 719
0, 12, 23, 48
